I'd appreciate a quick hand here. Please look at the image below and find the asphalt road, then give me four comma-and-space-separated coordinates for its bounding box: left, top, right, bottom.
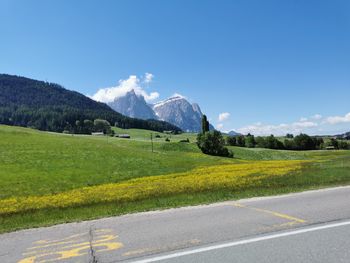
1, 186, 350, 263
138, 221, 350, 263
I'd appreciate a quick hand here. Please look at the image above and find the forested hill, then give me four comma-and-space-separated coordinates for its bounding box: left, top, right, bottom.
0, 74, 181, 133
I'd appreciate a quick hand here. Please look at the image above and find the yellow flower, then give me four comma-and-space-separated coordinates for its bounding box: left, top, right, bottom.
0, 160, 308, 215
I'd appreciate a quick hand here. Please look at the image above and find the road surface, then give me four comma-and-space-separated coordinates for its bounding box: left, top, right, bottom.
1, 186, 350, 263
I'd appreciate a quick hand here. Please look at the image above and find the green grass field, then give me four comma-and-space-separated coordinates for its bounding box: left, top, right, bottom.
112, 127, 198, 142
1, 125, 350, 233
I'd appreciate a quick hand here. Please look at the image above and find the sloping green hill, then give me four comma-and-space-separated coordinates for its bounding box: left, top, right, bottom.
1, 125, 350, 233
0, 74, 181, 133
0, 125, 224, 199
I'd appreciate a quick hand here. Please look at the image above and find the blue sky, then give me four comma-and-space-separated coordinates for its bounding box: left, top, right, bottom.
1, 0, 349, 135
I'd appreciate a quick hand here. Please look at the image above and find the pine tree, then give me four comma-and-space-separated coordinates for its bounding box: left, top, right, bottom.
201, 115, 210, 134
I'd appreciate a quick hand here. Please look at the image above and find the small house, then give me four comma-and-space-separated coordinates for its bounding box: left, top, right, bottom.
118, 134, 131, 139
325, 146, 335, 150
91, 132, 104, 136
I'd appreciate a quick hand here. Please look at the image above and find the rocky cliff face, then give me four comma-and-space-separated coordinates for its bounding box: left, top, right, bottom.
152, 96, 204, 132
108, 90, 208, 132
108, 90, 156, 120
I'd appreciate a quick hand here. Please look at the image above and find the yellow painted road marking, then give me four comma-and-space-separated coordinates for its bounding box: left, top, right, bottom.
232, 203, 306, 225
18, 229, 123, 263
23, 234, 121, 256
249, 207, 306, 223
26, 236, 87, 251
33, 233, 86, 245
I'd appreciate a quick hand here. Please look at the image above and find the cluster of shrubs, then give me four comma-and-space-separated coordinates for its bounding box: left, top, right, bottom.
325, 138, 350, 150
226, 133, 350, 150
196, 115, 234, 158
197, 130, 233, 158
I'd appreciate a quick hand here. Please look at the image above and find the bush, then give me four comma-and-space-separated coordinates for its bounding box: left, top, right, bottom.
266, 135, 284, 149
236, 136, 246, 147
93, 119, 111, 134
226, 136, 237, 146
256, 135, 284, 149
292, 134, 316, 150
325, 138, 350, 150
286, 133, 294, 139
284, 139, 295, 149
312, 137, 324, 150
165, 137, 170, 142
339, 141, 350, 150
197, 131, 233, 158
245, 134, 256, 148
327, 138, 339, 149
256, 136, 266, 148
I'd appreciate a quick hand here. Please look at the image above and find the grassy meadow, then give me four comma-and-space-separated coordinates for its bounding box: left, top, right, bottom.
1, 125, 350, 233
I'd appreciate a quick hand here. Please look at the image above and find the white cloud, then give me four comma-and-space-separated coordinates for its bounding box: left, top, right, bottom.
300, 114, 323, 122
294, 121, 318, 128
233, 112, 349, 136
218, 112, 230, 122
237, 121, 318, 136
144, 73, 154, 84
325, 112, 350, 125
91, 74, 159, 103
217, 123, 224, 130
312, 114, 322, 120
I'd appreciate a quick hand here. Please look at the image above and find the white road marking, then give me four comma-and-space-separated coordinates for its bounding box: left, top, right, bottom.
131, 220, 350, 263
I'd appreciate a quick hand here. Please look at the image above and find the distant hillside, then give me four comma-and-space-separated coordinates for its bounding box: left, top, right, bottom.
228, 130, 241, 136
336, 131, 350, 140
0, 74, 181, 133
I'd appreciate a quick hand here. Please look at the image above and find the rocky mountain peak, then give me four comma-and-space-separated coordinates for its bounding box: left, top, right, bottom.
108, 91, 211, 132
108, 89, 156, 120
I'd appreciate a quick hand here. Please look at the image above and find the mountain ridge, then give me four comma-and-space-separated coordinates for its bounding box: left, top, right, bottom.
336, 131, 350, 140
108, 91, 210, 132
228, 130, 241, 136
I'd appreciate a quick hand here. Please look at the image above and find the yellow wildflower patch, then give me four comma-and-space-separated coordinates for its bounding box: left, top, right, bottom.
0, 160, 308, 215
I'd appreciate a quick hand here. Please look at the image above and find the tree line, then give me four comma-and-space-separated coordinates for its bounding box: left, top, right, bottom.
0, 105, 181, 134
226, 133, 350, 150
